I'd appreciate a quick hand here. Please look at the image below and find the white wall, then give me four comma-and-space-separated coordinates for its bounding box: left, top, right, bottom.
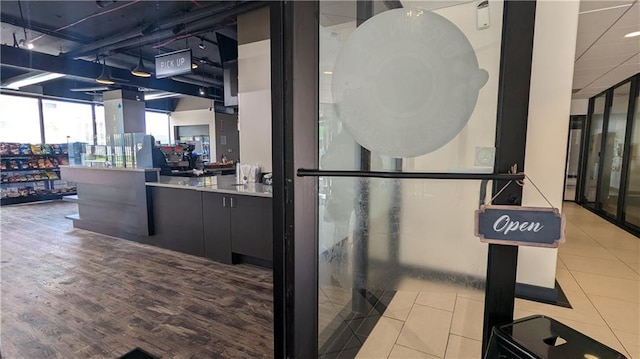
518, 0, 580, 289
570, 99, 589, 115
238, 39, 272, 172
169, 106, 216, 159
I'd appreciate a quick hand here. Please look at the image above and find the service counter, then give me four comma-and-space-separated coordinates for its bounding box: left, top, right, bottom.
60, 166, 159, 238
61, 166, 273, 268
146, 175, 273, 267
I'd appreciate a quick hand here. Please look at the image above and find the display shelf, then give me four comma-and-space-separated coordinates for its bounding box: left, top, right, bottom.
1, 142, 72, 205
1, 192, 77, 206
1, 179, 59, 184
1, 168, 60, 173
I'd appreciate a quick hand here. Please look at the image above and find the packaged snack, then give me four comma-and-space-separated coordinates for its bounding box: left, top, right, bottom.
45, 171, 59, 180
9, 143, 20, 155
60, 143, 69, 155
44, 159, 54, 168
9, 160, 20, 170
32, 173, 43, 180
1, 174, 7, 183
24, 174, 34, 181
0, 161, 6, 170
43, 144, 53, 155
57, 156, 69, 165
27, 160, 38, 169
19, 144, 32, 155
31, 144, 44, 155
37, 159, 46, 168
0, 143, 9, 156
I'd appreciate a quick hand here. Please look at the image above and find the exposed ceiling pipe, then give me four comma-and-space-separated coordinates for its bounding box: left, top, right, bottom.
171, 73, 223, 87
64, 2, 249, 60
75, 2, 264, 59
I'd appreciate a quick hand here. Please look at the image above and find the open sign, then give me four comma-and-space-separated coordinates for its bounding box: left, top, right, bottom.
474, 205, 566, 248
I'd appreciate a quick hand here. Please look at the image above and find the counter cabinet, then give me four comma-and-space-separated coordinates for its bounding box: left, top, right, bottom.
150, 187, 273, 267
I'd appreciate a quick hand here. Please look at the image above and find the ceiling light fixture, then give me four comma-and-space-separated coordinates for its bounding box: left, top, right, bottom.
323, 71, 333, 75
5, 72, 64, 89
624, 30, 640, 38
191, 62, 199, 69
198, 39, 206, 50
131, 49, 151, 77
96, 59, 115, 85
198, 87, 206, 96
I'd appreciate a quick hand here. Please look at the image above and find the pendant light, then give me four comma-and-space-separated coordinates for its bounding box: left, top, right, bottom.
131, 49, 151, 78
96, 58, 115, 85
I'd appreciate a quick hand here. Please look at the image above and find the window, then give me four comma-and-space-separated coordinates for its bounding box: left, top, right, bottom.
95, 105, 106, 145
42, 100, 93, 144
145, 111, 170, 145
0, 94, 42, 143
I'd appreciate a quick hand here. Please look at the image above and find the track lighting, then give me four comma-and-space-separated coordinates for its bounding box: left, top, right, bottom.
198, 40, 206, 50
131, 50, 151, 78
198, 87, 206, 96
96, 59, 115, 85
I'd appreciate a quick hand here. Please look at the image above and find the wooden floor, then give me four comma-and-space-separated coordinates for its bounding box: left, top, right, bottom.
0, 201, 273, 359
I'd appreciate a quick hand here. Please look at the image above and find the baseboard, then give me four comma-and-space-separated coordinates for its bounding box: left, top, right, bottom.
515, 280, 571, 308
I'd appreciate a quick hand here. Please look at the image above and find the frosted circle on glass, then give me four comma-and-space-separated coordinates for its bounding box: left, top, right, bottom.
332, 8, 489, 158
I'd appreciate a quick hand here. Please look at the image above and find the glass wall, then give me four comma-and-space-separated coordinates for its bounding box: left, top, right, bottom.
581, 73, 639, 235
599, 83, 631, 217
625, 86, 640, 228
0, 94, 42, 143
42, 99, 94, 144
583, 94, 606, 208
317, 1, 505, 357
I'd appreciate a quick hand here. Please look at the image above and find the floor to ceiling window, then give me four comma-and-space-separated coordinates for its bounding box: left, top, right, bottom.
0, 94, 42, 143
599, 82, 631, 217
580, 73, 639, 235
624, 82, 640, 229
42, 99, 94, 144
583, 94, 607, 208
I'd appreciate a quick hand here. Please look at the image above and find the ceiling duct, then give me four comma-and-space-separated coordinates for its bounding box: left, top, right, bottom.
66, 2, 259, 60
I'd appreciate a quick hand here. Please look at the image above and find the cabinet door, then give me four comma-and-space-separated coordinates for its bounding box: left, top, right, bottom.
230, 196, 272, 261
152, 187, 204, 256
202, 192, 232, 264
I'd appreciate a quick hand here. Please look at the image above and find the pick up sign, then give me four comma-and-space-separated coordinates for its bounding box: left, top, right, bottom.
474, 205, 565, 248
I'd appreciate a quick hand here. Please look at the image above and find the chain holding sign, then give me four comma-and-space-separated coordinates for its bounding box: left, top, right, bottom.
474, 166, 566, 248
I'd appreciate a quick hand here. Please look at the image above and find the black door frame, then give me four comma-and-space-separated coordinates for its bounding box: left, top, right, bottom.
272, 1, 538, 357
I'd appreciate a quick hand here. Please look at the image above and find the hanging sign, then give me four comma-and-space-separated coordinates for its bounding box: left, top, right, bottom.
474, 205, 565, 248
155, 49, 192, 79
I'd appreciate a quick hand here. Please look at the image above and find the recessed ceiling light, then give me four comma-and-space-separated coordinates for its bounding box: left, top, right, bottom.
624, 30, 640, 38
323, 71, 333, 75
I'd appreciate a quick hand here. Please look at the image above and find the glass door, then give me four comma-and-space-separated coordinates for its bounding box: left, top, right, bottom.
624, 83, 640, 229
564, 116, 584, 201
317, 1, 506, 357
599, 83, 631, 217
583, 94, 607, 208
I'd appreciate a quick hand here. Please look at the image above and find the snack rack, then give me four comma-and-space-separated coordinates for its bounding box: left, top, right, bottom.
0, 142, 77, 205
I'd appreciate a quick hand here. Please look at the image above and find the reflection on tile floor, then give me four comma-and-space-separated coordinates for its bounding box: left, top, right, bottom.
328, 203, 639, 358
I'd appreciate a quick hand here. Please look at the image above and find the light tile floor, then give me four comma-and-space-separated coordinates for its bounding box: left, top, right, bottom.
354, 203, 639, 358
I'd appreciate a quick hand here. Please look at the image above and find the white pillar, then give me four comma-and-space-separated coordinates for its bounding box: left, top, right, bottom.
517, 0, 580, 289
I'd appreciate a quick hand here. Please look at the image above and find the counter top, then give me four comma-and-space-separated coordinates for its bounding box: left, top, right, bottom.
146, 175, 272, 198
60, 165, 160, 173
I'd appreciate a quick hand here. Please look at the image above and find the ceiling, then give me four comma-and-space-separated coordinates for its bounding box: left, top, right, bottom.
0, 0, 638, 106
573, 0, 640, 99
0, 1, 264, 108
